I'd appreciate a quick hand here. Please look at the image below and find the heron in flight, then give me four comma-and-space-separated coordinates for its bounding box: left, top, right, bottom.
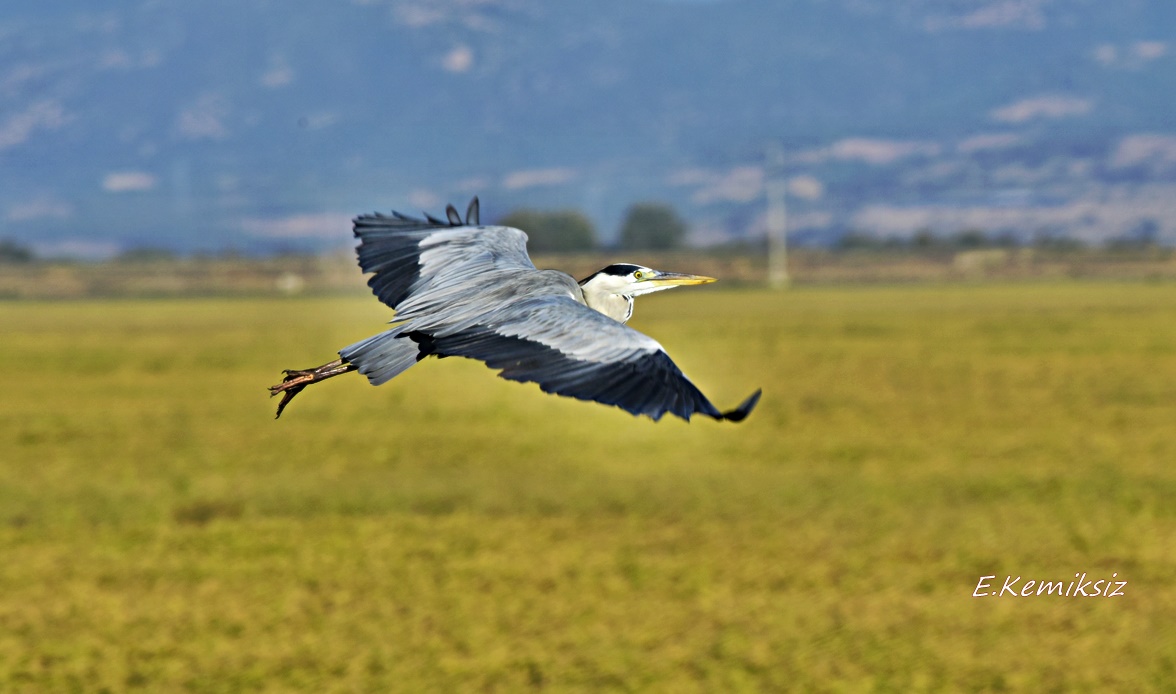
270, 197, 761, 422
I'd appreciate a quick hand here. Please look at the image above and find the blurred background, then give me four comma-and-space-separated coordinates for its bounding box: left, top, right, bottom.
2, 0, 1175, 260
3, 2, 1176, 691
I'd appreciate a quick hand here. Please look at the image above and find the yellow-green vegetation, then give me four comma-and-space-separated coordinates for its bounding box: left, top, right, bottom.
1, 282, 1174, 692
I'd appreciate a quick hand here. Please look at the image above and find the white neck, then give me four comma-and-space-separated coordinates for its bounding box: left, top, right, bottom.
583, 291, 634, 323
578, 273, 635, 323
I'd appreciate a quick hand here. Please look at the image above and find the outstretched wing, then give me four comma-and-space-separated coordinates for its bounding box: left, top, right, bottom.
418, 295, 761, 422
353, 196, 535, 311
349, 196, 760, 422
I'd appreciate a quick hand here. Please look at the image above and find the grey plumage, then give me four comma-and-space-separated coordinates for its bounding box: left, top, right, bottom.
271, 197, 761, 422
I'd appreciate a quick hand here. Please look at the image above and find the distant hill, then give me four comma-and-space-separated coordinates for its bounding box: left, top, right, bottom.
1, 1, 1174, 256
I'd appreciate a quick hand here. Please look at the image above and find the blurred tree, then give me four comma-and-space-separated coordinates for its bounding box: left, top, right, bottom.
952, 229, 988, 248
991, 231, 1021, 248
0, 238, 34, 263
618, 203, 687, 251
116, 247, 178, 263
1032, 231, 1086, 252
837, 231, 880, 250
911, 228, 938, 249
837, 231, 906, 252
498, 209, 597, 253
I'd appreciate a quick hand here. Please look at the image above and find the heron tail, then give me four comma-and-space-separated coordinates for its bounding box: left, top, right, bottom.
339, 328, 424, 386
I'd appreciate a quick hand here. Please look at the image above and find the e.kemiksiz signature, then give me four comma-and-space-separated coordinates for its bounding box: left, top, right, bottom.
973, 573, 1126, 598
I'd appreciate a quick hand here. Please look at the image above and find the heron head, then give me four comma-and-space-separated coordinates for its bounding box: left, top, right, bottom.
580, 263, 717, 297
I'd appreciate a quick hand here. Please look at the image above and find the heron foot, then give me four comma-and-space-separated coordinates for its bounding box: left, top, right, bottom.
269, 358, 356, 418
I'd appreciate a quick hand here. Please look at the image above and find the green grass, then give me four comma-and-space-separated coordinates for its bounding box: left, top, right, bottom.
1, 282, 1175, 692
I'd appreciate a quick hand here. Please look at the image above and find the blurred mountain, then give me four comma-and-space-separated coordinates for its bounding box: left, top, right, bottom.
1, 0, 1174, 256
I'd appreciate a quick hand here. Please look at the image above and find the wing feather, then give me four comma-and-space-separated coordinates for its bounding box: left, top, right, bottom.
353, 196, 533, 311
422, 297, 756, 421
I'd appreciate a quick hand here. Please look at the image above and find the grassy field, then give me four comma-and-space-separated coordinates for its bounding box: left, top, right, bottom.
1, 281, 1174, 692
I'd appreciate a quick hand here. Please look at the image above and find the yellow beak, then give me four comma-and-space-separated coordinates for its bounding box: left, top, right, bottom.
645, 272, 717, 287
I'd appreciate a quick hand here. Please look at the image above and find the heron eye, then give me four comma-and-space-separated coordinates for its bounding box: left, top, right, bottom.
633, 271, 645, 280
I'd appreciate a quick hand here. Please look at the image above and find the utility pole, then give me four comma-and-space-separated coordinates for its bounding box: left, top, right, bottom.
765, 141, 789, 288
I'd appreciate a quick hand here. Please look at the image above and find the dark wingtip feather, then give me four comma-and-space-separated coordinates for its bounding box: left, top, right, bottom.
719, 388, 762, 422
353, 199, 480, 233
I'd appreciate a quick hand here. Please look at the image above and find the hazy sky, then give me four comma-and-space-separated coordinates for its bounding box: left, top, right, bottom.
2, 1, 1174, 255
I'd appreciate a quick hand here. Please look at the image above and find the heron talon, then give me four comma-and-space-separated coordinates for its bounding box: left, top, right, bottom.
268, 359, 356, 418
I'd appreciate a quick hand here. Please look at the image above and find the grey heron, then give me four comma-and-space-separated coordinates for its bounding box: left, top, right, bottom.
270, 197, 761, 422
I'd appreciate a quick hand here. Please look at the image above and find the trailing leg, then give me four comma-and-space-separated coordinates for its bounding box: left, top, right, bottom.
269, 358, 357, 418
